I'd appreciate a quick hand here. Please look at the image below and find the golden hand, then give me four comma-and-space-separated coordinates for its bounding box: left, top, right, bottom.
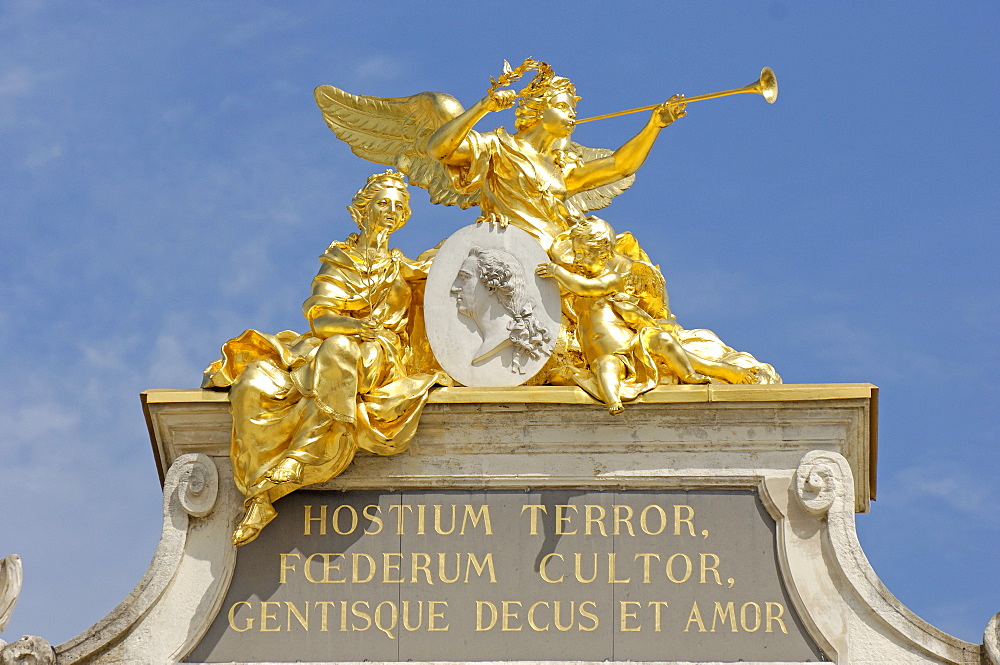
359, 317, 382, 341
476, 212, 510, 228
653, 94, 687, 128
484, 89, 516, 113
535, 262, 556, 279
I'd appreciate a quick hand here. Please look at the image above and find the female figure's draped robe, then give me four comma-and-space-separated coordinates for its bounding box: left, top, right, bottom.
203, 237, 444, 505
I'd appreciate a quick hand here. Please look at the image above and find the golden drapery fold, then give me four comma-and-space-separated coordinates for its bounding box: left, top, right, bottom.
203, 238, 444, 511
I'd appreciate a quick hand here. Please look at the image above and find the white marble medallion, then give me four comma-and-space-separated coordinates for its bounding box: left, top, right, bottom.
424, 223, 560, 386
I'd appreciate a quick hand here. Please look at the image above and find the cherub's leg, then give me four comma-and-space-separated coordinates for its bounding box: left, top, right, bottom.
593, 354, 627, 415
647, 332, 711, 384
688, 356, 759, 385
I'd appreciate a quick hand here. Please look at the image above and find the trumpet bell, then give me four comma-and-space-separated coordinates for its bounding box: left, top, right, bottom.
759, 67, 778, 104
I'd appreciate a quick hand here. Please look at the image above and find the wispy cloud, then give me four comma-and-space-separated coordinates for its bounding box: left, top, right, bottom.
354, 55, 406, 82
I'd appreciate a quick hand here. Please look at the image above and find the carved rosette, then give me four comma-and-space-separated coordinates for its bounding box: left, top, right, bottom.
794, 450, 853, 518
174, 453, 219, 518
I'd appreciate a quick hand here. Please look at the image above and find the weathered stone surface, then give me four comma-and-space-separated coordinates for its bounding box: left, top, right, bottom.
44, 384, 988, 664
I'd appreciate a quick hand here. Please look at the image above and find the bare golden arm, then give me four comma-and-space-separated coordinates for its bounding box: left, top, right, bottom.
536, 262, 623, 297
565, 96, 686, 195
427, 90, 516, 166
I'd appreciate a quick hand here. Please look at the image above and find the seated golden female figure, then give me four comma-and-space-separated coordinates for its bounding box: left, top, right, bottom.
203, 171, 445, 546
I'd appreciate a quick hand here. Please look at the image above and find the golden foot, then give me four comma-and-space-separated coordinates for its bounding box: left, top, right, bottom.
681, 372, 711, 385
736, 366, 759, 385
608, 402, 625, 415
265, 458, 303, 484
232, 524, 261, 547
232, 497, 277, 547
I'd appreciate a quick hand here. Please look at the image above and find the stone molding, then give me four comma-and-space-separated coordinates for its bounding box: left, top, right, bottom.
53, 453, 238, 664
758, 451, 983, 664
17, 384, 991, 663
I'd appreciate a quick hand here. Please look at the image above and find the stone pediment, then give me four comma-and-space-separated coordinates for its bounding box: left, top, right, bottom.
10, 384, 991, 664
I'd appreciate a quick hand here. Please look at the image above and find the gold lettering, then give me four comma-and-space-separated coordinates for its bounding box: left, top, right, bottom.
362, 504, 383, 534
674, 504, 695, 536
555, 504, 578, 535
711, 601, 737, 633
438, 553, 461, 584
585, 504, 607, 536
464, 552, 497, 583
574, 552, 598, 583
332, 504, 358, 535
352, 553, 376, 583
374, 600, 397, 638
740, 602, 762, 632
613, 504, 635, 536
476, 601, 498, 631
607, 552, 630, 583
339, 600, 348, 632
502, 600, 523, 631
666, 553, 692, 583
382, 553, 403, 583
260, 601, 281, 632
402, 600, 423, 631
411, 552, 433, 584
619, 601, 641, 632
684, 601, 707, 633
351, 601, 372, 632
539, 553, 564, 583
700, 553, 722, 585
553, 600, 574, 632
649, 601, 669, 632
279, 552, 301, 583
634, 553, 660, 583
527, 601, 550, 631
315, 601, 336, 632
387, 504, 412, 534
434, 504, 457, 535
461, 504, 493, 535
766, 602, 788, 634
640, 505, 667, 535
305, 553, 346, 584
286, 601, 309, 631
416, 504, 426, 535
227, 601, 253, 632
520, 504, 547, 535
428, 601, 449, 631
578, 601, 599, 632
303, 504, 327, 536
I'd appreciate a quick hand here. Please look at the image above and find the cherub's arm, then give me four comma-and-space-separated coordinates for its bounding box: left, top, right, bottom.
536, 262, 624, 297
564, 96, 686, 195
427, 90, 516, 166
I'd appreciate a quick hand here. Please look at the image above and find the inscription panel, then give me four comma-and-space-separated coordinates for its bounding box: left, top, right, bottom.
188, 489, 824, 662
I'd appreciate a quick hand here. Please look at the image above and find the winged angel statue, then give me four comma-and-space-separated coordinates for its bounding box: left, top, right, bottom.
313, 58, 678, 248
314, 59, 779, 405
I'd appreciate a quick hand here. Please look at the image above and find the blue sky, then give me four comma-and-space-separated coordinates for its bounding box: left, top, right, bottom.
1, 0, 997, 648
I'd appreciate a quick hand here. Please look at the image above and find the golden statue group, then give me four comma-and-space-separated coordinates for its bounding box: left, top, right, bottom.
203, 59, 780, 546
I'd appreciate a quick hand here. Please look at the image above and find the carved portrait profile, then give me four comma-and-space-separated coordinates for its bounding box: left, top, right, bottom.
424, 223, 560, 387
451, 247, 551, 372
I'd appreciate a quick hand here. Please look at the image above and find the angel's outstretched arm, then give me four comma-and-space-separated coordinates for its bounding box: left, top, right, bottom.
565, 96, 686, 195
427, 90, 515, 166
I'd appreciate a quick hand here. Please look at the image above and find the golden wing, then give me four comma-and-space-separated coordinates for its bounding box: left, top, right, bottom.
313, 85, 479, 208
565, 142, 636, 212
